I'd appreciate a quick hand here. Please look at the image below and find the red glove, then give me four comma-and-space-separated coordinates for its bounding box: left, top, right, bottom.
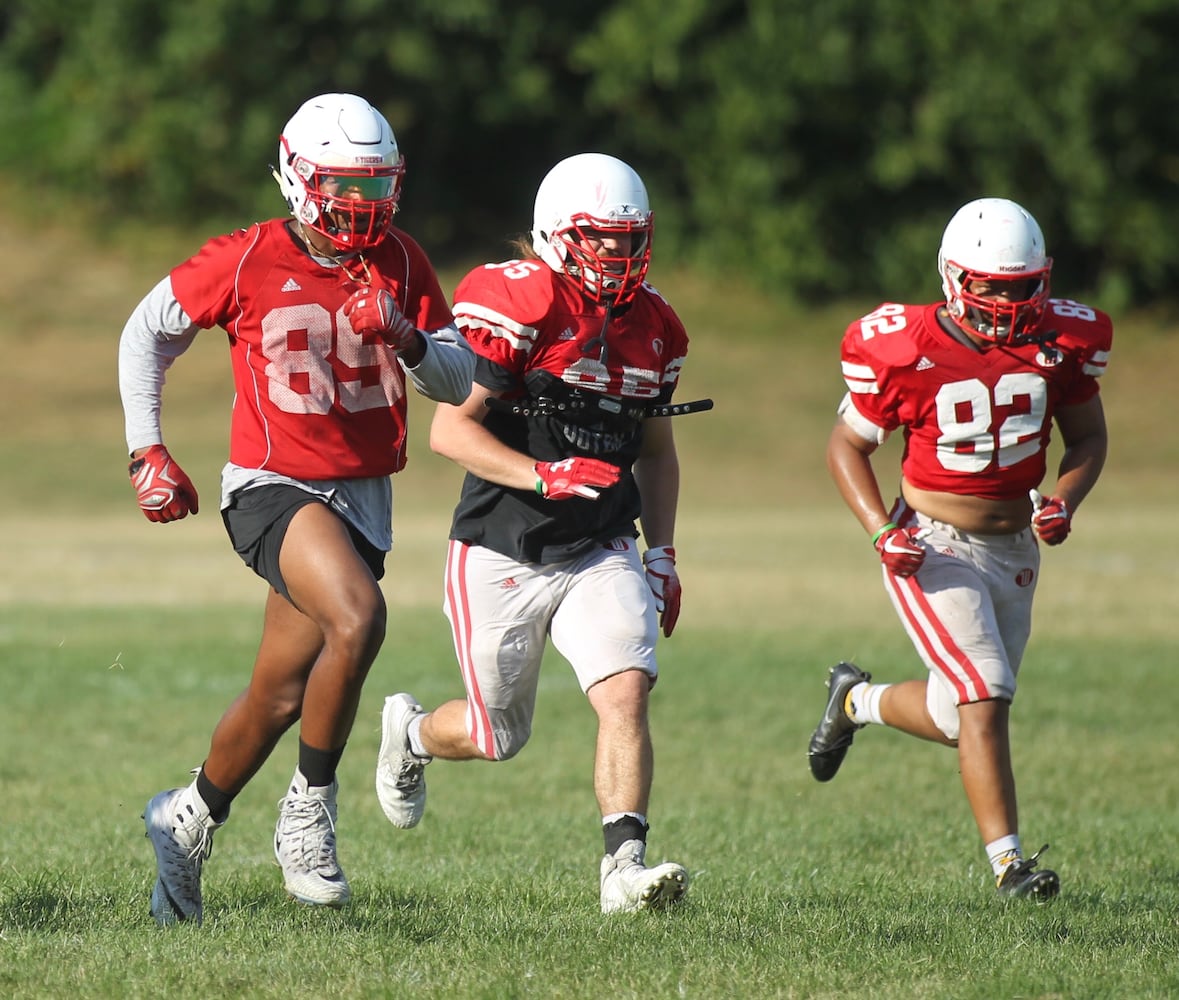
533, 458, 620, 500
873, 523, 929, 577
128, 445, 199, 523
343, 287, 419, 351
642, 546, 681, 637
1030, 489, 1071, 545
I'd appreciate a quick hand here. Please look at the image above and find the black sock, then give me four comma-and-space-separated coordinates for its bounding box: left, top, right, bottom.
195, 768, 233, 823
603, 815, 649, 856
298, 739, 344, 788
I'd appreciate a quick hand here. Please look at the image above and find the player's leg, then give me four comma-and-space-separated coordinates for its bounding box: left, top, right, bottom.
417, 698, 489, 759
957, 696, 1017, 844
889, 529, 1056, 898
975, 528, 1057, 899
376, 540, 547, 826
553, 540, 687, 913
144, 488, 340, 923
586, 667, 653, 817
808, 515, 980, 780
203, 589, 324, 793
271, 500, 387, 906
277, 500, 386, 748
877, 678, 955, 743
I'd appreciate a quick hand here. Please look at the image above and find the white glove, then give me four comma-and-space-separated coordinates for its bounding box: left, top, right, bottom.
642, 546, 681, 637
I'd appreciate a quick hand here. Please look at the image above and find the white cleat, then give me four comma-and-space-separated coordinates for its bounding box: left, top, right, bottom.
144, 787, 221, 926
375, 693, 430, 828
274, 769, 350, 907
599, 839, 689, 914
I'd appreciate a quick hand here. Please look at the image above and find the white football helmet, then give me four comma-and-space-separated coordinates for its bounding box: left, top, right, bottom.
938, 197, 1052, 345
273, 93, 405, 252
531, 153, 653, 305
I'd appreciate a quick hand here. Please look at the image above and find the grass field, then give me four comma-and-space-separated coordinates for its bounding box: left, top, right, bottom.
2, 222, 1178, 998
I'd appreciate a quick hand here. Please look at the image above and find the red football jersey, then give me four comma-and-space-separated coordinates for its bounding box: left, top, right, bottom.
170, 219, 453, 479
452, 259, 688, 399
448, 259, 690, 563
839, 300, 1112, 499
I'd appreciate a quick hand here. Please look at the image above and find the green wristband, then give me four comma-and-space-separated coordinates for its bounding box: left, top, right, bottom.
870, 522, 898, 545
535, 477, 546, 496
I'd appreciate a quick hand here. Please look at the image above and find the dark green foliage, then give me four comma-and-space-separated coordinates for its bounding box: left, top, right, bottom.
2, 0, 1176, 307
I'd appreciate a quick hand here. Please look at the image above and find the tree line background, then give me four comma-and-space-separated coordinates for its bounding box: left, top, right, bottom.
2, 0, 1176, 310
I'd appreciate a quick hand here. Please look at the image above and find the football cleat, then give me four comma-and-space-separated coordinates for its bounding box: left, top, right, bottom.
807, 661, 871, 782
144, 787, 222, 926
996, 844, 1060, 901
375, 693, 430, 828
599, 839, 689, 914
274, 770, 350, 907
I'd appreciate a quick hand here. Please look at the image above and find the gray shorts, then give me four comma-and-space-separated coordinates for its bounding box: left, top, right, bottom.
885, 509, 1039, 740
222, 484, 385, 601
442, 535, 658, 760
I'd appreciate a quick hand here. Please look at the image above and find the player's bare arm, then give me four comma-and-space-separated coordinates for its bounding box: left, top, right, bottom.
633, 416, 679, 549
429, 384, 539, 491
1046, 394, 1108, 512
826, 419, 892, 538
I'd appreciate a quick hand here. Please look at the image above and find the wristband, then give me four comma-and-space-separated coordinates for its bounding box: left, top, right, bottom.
535, 476, 545, 496
870, 522, 898, 545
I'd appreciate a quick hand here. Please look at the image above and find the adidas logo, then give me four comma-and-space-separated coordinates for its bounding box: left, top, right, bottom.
916, 356, 935, 371
500, 577, 519, 591
557, 327, 576, 341
281, 278, 302, 292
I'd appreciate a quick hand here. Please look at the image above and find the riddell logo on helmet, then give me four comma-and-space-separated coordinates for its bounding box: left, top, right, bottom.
353, 156, 385, 165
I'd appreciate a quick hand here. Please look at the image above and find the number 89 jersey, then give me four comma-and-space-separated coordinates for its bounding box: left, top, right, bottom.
170, 219, 454, 479
838, 300, 1112, 500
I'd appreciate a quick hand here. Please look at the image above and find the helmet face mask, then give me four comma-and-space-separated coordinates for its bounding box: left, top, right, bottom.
530, 153, 653, 305
938, 198, 1052, 345
274, 93, 405, 253
947, 268, 1051, 344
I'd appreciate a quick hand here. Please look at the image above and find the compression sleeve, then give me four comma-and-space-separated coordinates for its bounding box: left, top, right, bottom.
118, 275, 201, 454
400, 321, 476, 404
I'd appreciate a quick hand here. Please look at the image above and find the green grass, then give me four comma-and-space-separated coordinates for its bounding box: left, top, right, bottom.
3, 220, 1179, 997
3, 606, 1179, 998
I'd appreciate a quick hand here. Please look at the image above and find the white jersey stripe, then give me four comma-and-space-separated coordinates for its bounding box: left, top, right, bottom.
841, 360, 879, 394
1083, 349, 1109, 377
841, 361, 876, 379
454, 301, 539, 352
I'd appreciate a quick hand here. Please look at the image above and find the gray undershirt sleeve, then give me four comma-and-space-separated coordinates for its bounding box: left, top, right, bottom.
117, 275, 200, 455
400, 322, 476, 404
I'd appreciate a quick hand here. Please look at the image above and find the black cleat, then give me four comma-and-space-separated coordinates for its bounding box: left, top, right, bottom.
996, 844, 1060, 901
807, 662, 871, 782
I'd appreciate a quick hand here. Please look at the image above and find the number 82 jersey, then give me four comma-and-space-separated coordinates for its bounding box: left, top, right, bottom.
837, 300, 1112, 500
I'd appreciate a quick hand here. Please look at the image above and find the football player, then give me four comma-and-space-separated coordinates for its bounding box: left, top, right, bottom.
120, 93, 474, 925
374, 152, 692, 913
808, 197, 1111, 901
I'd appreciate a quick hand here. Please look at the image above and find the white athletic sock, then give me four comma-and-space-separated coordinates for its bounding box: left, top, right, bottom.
986, 834, 1022, 876
847, 681, 889, 725
407, 714, 431, 759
